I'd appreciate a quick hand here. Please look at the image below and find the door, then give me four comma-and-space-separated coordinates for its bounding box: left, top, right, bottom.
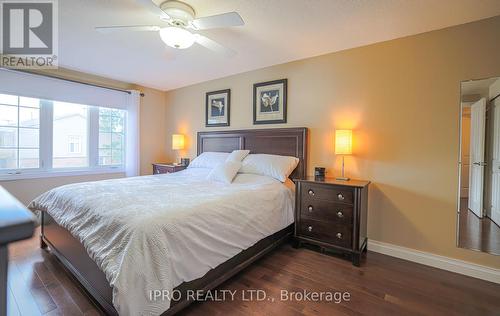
460, 108, 471, 197
468, 98, 486, 218
491, 98, 500, 226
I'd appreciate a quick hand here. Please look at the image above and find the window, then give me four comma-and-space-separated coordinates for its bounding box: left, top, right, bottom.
53, 102, 89, 168
68, 136, 82, 154
0, 92, 127, 177
0, 94, 40, 170
99, 108, 126, 166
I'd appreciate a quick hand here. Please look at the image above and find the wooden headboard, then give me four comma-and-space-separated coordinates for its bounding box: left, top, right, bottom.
197, 127, 308, 180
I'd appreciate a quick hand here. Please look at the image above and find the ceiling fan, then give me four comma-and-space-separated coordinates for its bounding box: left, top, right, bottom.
95, 0, 244, 55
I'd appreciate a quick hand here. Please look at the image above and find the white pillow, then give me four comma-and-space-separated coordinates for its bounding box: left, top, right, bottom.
226, 150, 250, 162
239, 154, 299, 182
188, 152, 229, 169
207, 161, 242, 184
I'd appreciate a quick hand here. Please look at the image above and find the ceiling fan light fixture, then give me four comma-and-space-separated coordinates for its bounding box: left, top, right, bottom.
159, 27, 194, 49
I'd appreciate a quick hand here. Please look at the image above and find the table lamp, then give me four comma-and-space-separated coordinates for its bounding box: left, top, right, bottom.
335, 129, 352, 181
172, 134, 185, 165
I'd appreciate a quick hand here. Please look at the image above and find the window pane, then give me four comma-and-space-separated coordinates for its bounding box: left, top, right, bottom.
19, 128, 39, 148
99, 114, 111, 132
19, 149, 39, 168
0, 127, 17, 147
111, 116, 124, 133
110, 108, 122, 116
111, 133, 123, 149
99, 148, 111, 158
99, 108, 125, 166
99, 156, 112, 165
0, 149, 17, 169
19, 107, 39, 127
99, 132, 111, 148
19, 97, 40, 108
0, 93, 18, 106
0, 104, 18, 126
111, 149, 123, 165
99, 107, 112, 115
0, 94, 41, 171
53, 102, 88, 168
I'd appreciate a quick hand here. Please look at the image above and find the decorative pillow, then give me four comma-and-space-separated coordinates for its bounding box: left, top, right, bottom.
284, 178, 296, 193
239, 154, 299, 182
188, 152, 230, 169
207, 161, 242, 184
226, 150, 250, 162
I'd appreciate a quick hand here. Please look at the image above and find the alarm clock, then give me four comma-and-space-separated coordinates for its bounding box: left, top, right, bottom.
314, 167, 326, 179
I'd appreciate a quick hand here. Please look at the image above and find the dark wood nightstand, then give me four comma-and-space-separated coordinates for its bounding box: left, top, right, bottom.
293, 177, 370, 266
152, 163, 187, 174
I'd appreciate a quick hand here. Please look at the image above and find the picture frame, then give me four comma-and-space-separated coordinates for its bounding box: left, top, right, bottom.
206, 89, 230, 127
253, 79, 287, 124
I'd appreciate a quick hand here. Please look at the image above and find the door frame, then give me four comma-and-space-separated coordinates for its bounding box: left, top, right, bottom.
456, 76, 500, 247
489, 96, 500, 226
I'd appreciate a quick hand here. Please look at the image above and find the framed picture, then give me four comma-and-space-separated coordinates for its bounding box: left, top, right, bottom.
253, 79, 287, 124
206, 89, 230, 127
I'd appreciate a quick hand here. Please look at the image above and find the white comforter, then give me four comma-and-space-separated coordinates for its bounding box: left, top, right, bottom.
28, 168, 294, 315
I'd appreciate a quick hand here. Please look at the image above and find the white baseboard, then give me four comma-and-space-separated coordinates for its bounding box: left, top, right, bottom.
368, 240, 500, 284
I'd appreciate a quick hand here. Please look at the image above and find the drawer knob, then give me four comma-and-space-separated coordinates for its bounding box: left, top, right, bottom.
336, 232, 343, 239
337, 193, 345, 201
308, 205, 313, 212
337, 211, 344, 218
308, 189, 315, 196
308, 226, 313, 232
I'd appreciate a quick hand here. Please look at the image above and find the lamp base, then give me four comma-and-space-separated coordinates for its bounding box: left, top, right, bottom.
180, 157, 190, 166
335, 176, 350, 181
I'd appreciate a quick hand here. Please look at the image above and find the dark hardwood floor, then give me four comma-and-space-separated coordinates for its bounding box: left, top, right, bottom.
458, 198, 500, 255
7, 228, 500, 315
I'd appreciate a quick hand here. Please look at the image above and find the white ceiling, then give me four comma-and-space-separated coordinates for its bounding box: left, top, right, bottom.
59, 0, 500, 91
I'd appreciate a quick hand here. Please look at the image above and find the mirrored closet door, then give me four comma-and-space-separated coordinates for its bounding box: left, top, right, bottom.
457, 76, 500, 255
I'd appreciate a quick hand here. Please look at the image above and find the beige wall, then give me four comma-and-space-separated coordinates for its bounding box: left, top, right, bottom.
0, 68, 168, 204
165, 16, 500, 268
134, 85, 168, 175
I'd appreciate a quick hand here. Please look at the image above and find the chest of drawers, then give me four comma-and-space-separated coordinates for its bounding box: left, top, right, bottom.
294, 177, 370, 266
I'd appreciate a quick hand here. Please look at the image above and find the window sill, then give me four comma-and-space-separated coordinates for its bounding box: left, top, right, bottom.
0, 168, 125, 182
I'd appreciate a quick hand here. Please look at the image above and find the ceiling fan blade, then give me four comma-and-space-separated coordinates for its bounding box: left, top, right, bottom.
95, 25, 161, 33
191, 12, 244, 30
194, 34, 235, 57
136, 0, 171, 21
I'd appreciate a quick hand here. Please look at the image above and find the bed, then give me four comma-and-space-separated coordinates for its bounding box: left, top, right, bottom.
31, 127, 308, 315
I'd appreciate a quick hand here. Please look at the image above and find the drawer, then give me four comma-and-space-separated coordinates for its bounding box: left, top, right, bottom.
298, 218, 352, 248
300, 199, 353, 224
301, 183, 354, 205
154, 166, 172, 174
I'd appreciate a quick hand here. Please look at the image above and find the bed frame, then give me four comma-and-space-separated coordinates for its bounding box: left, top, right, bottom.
40, 127, 308, 315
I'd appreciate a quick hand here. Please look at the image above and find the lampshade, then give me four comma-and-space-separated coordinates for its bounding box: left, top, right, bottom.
172, 134, 185, 150
335, 130, 352, 155
159, 27, 195, 49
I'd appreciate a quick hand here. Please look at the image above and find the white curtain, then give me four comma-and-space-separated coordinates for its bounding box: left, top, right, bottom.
126, 90, 141, 177
0, 68, 128, 109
